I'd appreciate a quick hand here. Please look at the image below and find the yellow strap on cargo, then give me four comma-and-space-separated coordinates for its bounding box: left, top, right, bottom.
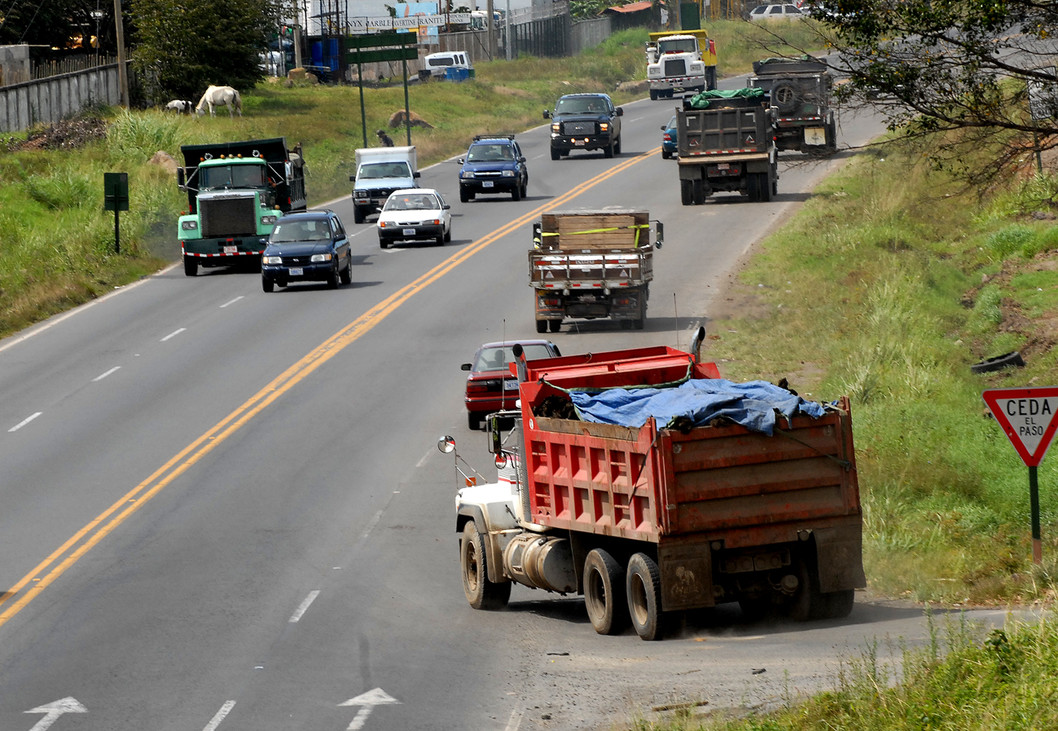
535, 224, 650, 248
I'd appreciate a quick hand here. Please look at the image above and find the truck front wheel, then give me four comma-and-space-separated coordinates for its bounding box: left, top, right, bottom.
183, 255, 198, 277
627, 553, 665, 641
584, 549, 629, 635
353, 205, 366, 225
460, 522, 511, 610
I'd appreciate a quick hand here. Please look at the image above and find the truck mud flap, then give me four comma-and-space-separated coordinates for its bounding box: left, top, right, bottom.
658, 540, 714, 612
813, 525, 866, 593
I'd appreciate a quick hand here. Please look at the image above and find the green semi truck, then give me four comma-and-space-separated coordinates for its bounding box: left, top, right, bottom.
177, 138, 307, 276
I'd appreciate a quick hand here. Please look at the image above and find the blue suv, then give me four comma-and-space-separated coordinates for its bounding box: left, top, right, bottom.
458, 135, 528, 202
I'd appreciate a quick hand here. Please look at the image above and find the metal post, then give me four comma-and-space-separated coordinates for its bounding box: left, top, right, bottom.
403, 51, 412, 146
505, 0, 511, 61
1030, 465, 1042, 564
112, 0, 128, 107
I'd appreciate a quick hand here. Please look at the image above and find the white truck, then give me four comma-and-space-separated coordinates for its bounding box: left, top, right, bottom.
349, 146, 419, 224
646, 29, 718, 101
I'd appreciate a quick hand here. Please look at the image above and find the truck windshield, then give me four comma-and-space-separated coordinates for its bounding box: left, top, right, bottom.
659, 38, 698, 53
199, 163, 270, 190
358, 162, 410, 180
556, 97, 605, 115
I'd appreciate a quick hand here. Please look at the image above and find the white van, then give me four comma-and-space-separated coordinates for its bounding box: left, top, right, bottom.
421, 51, 473, 80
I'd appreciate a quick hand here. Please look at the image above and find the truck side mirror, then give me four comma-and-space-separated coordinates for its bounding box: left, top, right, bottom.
655, 222, 664, 248
349, 174, 356, 181
616, 107, 624, 116
487, 414, 503, 455
413, 171, 421, 178
543, 109, 550, 119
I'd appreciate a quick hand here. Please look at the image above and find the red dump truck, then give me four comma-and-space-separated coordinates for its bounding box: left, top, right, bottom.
439, 332, 864, 640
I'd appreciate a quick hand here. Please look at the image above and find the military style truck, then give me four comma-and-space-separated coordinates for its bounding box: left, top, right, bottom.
439, 334, 865, 640
645, 29, 718, 100
676, 88, 778, 204
349, 146, 419, 224
749, 56, 837, 154
177, 138, 306, 276
529, 210, 659, 333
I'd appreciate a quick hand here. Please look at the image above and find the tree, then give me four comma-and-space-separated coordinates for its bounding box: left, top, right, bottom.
129, 0, 280, 104
0, 1, 115, 54
801, 0, 1058, 182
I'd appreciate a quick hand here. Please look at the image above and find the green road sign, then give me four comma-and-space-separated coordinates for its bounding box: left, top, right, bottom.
347, 46, 417, 64
344, 31, 418, 50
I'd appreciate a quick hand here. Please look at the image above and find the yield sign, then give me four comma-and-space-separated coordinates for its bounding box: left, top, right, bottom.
982, 387, 1058, 467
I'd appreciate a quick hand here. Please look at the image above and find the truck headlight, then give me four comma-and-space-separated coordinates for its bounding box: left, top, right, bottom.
181, 220, 198, 231
501, 170, 514, 177
261, 215, 278, 225
551, 123, 560, 134
461, 170, 473, 179
353, 190, 368, 200
600, 123, 610, 132
310, 253, 333, 262
262, 255, 282, 265
690, 63, 704, 73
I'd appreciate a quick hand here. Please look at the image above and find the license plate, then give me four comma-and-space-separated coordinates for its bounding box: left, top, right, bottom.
574, 139, 586, 146
503, 379, 518, 391
482, 181, 494, 188
804, 126, 827, 146
717, 163, 730, 170
222, 245, 237, 254
289, 267, 303, 276
403, 228, 416, 236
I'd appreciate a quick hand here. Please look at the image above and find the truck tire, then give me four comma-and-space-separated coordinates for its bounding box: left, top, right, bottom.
627, 553, 664, 641
460, 522, 511, 610
353, 206, 365, 225
786, 556, 824, 622
604, 139, 615, 159
551, 148, 560, 161
548, 319, 561, 333
649, 88, 658, 101
680, 179, 693, 206
460, 188, 471, 203
535, 319, 548, 334
584, 549, 629, 635
759, 172, 772, 202
467, 412, 481, 430
706, 67, 718, 91
771, 81, 800, 114
692, 178, 706, 205
183, 255, 198, 277
746, 174, 761, 202
511, 184, 521, 201
614, 136, 622, 155
262, 277, 274, 293
818, 589, 855, 619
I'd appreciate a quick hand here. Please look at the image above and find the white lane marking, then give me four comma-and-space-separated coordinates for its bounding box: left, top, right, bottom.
161, 327, 186, 342
505, 708, 524, 731
92, 366, 121, 382
220, 296, 243, 309
10, 412, 42, 432
24, 697, 87, 730
362, 509, 384, 540
289, 590, 321, 623
202, 700, 236, 731
339, 688, 401, 731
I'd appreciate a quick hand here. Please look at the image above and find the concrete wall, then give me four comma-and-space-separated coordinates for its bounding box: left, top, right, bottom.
0, 64, 123, 133
571, 17, 612, 53
0, 45, 31, 86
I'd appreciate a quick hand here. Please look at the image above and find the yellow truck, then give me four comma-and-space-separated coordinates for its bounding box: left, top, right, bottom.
646, 29, 718, 100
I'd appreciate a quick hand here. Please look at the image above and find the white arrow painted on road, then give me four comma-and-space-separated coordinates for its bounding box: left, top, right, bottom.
24, 697, 86, 730
339, 688, 401, 730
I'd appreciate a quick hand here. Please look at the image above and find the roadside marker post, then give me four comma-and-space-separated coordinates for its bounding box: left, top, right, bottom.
982, 387, 1058, 564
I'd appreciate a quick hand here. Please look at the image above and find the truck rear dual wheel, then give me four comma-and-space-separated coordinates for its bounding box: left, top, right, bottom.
535, 319, 548, 334
548, 319, 561, 333
692, 178, 706, 205
460, 522, 511, 610
584, 549, 629, 635
183, 255, 198, 277
627, 553, 665, 641
680, 179, 693, 206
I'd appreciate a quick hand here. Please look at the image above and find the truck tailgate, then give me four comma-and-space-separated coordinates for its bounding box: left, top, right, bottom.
529, 247, 653, 289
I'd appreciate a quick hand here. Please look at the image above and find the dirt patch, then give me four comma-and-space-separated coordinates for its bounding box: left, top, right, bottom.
5, 115, 108, 151
970, 251, 1058, 362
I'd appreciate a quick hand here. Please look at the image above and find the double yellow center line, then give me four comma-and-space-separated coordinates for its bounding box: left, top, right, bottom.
0, 148, 655, 628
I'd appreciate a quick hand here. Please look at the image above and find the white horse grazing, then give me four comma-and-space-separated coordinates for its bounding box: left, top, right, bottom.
195, 85, 242, 117
165, 99, 193, 114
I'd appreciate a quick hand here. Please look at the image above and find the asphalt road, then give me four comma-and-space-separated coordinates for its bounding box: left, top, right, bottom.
0, 90, 1026, 731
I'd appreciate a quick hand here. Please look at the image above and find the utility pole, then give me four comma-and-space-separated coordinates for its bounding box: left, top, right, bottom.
113, 0, 128, 107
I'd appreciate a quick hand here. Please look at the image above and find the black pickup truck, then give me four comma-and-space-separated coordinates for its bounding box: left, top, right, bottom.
543, 93, 624, 160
